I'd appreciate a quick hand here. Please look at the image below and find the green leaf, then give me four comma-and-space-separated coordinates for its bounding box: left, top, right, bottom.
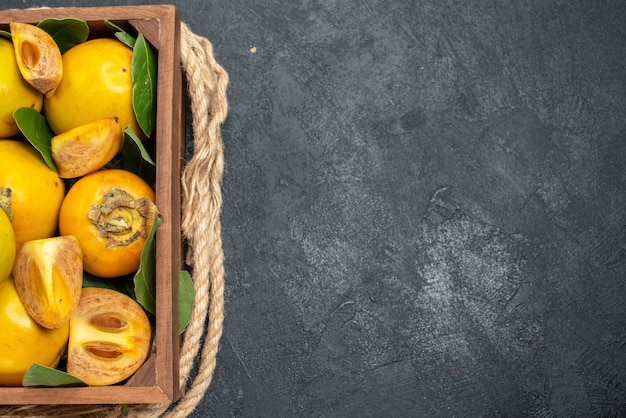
117, 127, 156, 186
37, 18, 89, 54
132, 33, 157, 138
116, 32, 137, 49
0, 30, 10, 40
22, 364, 87, 387
104, 20, 125, 33
13, 107, 57, 172
104, 20, 137, 48
82, 272, 135, 299
178, 270, 195, 334
133, 215, 162, 315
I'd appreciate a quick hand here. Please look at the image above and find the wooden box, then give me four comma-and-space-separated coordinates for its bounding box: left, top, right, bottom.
0, 5, 183, 404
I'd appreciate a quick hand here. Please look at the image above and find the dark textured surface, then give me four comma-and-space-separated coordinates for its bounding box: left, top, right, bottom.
8, 0, 626, 416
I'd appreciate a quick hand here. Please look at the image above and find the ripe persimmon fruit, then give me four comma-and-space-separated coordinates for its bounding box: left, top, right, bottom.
0, 39, 42, 138
58, 169, 157, 278
43, 38, 140, 137
0, 140, 65, 243
0, 277, 69, 386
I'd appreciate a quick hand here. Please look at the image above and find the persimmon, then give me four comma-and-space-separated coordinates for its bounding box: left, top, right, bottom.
51, 117, 124, 179
0, 277, 69, 386
0, 140, 66, 243
10, 22, 63, 96
12, 235, 83, 329
67, 287, 151, 386
0, 39, 43, 138
43, 38, 140, 136
0, 209, 16, 284
58, 169, 157, 278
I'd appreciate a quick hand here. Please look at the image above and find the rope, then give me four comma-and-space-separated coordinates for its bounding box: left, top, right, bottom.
0, 21, 228, 418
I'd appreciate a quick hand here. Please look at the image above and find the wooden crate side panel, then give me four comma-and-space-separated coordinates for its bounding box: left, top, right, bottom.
151, 4, 183, 403
0, 386, 171, 405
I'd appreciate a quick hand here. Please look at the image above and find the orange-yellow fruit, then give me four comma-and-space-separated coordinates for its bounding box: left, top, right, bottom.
43, 38, 140, 136
0, 209, 16, 284
67, 287, 151, 386
51, 117, 123, 179
58, 169, 157, 278
0, 277, 69, 386
12, 235, 83, 330
0, 39, 43, 138
10, 21, 63, 96
0, 140, 65, 243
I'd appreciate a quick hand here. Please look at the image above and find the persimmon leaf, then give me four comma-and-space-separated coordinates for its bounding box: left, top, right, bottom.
133, 215, 161, 315
82, 272, 135, 299
178, 270, 194, 334
22, 364, 87, 387
104, 20, 137, 48
132, 32, 157, 138
104, 20, 125, 33
13, 107, 57, 172
116, 127, 156, 187
116, 32, 136, 49
37, 18, 89, 54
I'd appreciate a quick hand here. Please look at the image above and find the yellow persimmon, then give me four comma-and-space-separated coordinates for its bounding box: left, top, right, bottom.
43, 38, 140, 136
0, 209, 16, 284
0, 277, 69, 386
0, 140, 65, 243
58, 169, 157, 278
0, 39, 43, 138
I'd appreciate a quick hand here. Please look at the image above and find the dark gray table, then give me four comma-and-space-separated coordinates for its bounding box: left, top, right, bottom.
7, 1, 626, 416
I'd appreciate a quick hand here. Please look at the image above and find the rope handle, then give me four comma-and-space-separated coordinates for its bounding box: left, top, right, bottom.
166, 21, 229, 417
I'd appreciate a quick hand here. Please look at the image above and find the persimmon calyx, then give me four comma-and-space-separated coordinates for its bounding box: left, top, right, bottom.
88, 188, 158, 248
0, 187, 12, 219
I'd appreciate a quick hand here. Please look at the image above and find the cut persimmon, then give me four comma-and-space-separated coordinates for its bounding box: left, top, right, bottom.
51, 117, 123, 179
67, 287, 151, 386
10, 22, 63, 96
12, 235, 83, 330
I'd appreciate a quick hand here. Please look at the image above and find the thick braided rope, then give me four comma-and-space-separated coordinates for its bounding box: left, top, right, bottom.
0, 21, 227, 418
178, 21, 227, 399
